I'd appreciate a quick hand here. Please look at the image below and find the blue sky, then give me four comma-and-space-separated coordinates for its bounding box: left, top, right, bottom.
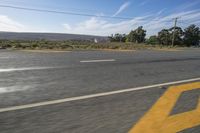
0, 0, 200, 36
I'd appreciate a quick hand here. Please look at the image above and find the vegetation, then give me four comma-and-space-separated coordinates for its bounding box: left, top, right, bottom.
109, 24, 200, 47
0, 24, 199, 51
183, 24, 200, 46
0, 40, 88, 50
108, 33, 126, 42
146, 36, 159, 45
157, 29, 171, 45
0, 39, 175, 50
126, 26, 146, 43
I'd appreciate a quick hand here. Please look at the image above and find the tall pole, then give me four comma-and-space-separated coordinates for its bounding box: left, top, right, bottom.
172, 17, 178, 47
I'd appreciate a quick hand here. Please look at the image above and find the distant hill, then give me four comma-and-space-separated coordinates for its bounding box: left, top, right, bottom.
0, 32, 109, 42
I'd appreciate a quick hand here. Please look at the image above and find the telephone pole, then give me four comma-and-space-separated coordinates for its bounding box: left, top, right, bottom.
172, 17, 178, 47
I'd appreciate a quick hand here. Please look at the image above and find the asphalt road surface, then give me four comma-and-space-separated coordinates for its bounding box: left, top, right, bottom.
0, 49, 200, 133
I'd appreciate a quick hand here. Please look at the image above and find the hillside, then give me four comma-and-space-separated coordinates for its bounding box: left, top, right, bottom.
0, 32, 108, 42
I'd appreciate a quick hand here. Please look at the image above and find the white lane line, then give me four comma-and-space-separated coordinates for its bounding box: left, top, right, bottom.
80, 59, 116, 63
0, 77, 200, 113
0, 57, 10, 59
0, 85, 30, 93
0, 67, 55, 73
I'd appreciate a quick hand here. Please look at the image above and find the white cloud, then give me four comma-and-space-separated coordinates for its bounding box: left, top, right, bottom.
63, 16, 150, 36
63, 24, 71, 30
0, 15, 59, 33
1, 9, 199, 39
143, 10, 200, 36
157, 8, 166, 15
0, 15, 26, 31
113, 2, 131, 16
63, 10, 200, 37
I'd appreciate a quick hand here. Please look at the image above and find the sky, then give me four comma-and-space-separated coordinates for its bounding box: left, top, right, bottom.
0, 0, 200, 37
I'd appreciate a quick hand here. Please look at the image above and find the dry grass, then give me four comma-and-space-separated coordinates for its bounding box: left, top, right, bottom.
1, 40, 183, 51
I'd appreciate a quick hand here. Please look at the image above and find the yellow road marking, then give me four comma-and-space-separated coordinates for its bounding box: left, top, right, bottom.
129, 82, 200, 133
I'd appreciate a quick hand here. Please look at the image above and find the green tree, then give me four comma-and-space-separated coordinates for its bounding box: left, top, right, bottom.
127, 26, 146, 43
146, 35, 158, 45
183, 24, 200, 46
136, 26, 146, 43
126, 30, 137, 42
158, 29, 171, 45
169, 27, 184, 45
109, 33, 126, 42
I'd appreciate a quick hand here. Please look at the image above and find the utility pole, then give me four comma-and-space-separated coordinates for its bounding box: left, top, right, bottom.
172, 17, 178, 47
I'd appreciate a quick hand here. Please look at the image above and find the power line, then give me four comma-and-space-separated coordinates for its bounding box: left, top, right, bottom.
0, 4, 181, 23
179, 21, 200, 25
179, 21, 191, 24
0, 4, 134, 20
0, 0, 106, 14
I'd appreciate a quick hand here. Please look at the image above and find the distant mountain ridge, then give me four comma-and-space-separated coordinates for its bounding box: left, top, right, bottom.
0, 32, 108, 42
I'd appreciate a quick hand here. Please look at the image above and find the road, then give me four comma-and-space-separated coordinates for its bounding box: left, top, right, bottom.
0, 49, 200, 133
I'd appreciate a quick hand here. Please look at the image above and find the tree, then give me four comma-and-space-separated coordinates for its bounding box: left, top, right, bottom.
136, 26, 146, 43
126, 30, 137, 42
109, 33, 126, 42
183, 24, 200, 46
127, 26, 146, 43
146, 35, 158, 45
158, 29, 171, 45
169, 27, 184, 45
